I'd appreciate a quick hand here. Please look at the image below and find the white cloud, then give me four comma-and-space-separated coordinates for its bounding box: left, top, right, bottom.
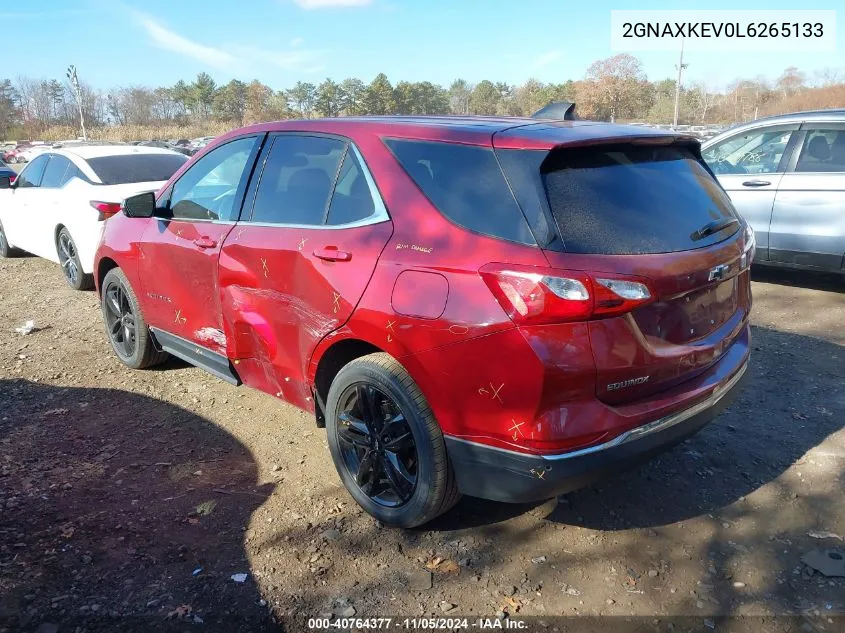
235, 46, 326, 73
133, 13, 326, 74
138, 16, 235, 70
533, 50, 563, 68
293, 0, 372, 8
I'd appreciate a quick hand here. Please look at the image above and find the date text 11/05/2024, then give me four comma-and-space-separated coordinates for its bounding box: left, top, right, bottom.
307, 617, 527, 630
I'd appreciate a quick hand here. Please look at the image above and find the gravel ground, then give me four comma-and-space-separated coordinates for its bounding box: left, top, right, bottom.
0, 255, 843, 633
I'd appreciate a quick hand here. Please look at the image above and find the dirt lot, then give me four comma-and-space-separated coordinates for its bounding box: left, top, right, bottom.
0, 256, 843, 633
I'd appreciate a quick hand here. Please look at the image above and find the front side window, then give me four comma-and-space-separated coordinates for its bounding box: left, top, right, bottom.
702, 127, 794, 175
40, 156, 72, 188
796, 129, 845, 173
16, 154, 50, 188
250, 135, 345, 225
168, 137, 257, 221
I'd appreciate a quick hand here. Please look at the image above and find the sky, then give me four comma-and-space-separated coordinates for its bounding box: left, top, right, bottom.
6, 0, 844, 92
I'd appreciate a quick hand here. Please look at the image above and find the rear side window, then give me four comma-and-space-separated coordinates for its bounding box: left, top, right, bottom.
543, 144, 737, 255
385, 139, 535, 245
796, 129, 845, 173
40, 155, 72, 188
62, 163, 89, 185
250, 135, 344, 225
87, 153, 187, 185
326, 149, 376, 225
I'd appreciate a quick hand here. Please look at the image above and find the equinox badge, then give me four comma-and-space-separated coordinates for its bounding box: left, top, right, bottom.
607, 376, 650, 391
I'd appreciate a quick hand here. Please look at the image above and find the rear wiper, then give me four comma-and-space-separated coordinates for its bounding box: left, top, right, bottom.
690, 217, 739, 241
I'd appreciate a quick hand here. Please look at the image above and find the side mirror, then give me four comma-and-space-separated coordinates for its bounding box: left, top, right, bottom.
0, 176, 11, 189
122, 191, 156, 218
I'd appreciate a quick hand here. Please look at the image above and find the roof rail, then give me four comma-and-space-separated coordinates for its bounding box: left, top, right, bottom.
531, 101, 577, 121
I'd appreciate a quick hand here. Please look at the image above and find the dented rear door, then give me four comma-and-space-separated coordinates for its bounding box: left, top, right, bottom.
218, 133, 392, 408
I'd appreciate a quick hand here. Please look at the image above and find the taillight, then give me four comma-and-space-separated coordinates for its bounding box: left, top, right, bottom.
90, 201, 122, 221
8, 175, 15, 185
479, 264, 654, 325
740, 225, 755, 269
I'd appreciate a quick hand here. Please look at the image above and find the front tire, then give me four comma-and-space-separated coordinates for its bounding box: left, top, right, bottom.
325, 353, 460, 528
56, 228, 93, 290
101, 267, 168, 369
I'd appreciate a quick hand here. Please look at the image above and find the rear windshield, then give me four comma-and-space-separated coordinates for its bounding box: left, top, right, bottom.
542, 144, 738, 255
87, 153, 187, 185
384, 139, 535, 245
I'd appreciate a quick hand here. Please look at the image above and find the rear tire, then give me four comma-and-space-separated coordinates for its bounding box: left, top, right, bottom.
0, 222, 20, 258
325, 353, 460, 528
101, 267, 168, 369
56, 228, 93, 290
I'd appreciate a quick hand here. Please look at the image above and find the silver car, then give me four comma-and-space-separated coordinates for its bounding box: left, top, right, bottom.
702, 109, 845, 275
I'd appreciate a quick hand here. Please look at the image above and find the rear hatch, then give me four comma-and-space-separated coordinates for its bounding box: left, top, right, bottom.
495, 133, 752, 405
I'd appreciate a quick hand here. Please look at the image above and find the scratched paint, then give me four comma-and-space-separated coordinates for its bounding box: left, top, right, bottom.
194, 327, 227, 349
227, 287, 339, 345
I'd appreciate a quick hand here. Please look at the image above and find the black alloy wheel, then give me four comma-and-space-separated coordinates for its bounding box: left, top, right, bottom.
335, 383, 418, 507
56, 228, 93, 290
57, 231, 81, 286
103, 278, 137, 361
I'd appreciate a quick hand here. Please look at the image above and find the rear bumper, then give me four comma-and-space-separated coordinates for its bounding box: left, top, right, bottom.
445, 360, 748, 503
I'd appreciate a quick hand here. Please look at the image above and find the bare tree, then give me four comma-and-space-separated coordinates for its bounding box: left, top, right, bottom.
584, 53, 645, 122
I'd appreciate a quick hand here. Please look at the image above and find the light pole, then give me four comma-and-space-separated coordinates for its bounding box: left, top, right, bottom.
672, 39, 688, 128
66, 65, 87, 141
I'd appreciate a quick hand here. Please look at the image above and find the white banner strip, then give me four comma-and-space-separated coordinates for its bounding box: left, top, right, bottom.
610, 10, 837, 52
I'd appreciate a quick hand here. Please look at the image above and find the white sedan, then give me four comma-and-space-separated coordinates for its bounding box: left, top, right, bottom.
0, 145, 187, 289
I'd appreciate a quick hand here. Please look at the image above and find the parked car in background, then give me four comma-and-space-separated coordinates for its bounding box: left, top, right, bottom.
0, 159, 16, 185
188, 136, 215, 152
95, 116, 751, 527
3, 143, 33, 163
16, 145, 51, 163
702, 109, 845, 275
0, 145, 187, 289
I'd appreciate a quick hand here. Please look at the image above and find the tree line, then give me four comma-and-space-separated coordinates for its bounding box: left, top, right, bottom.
1, 54, 842, 140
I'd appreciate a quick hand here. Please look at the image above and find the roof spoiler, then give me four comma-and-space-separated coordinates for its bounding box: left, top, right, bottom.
531, 101, 577, 121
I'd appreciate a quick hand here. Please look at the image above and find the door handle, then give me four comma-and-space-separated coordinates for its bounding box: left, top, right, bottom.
193, 236, 217, 249
741, 180, 771, 187
313, 246, 352, 262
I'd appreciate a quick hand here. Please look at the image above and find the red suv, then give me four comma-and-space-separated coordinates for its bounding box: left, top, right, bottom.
95, 116, 752, 527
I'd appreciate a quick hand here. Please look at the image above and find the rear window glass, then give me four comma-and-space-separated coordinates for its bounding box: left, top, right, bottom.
543, 144, 737, 255
87, 153, 187, 185
384, 139, 535, 245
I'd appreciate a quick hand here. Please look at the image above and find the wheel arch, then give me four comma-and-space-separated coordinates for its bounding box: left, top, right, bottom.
54, 223, 67, 246
312, 337, 388, 428
96, 256, 119, 296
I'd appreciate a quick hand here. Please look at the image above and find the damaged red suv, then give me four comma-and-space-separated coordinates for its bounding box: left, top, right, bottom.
95, 115, 752, 527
